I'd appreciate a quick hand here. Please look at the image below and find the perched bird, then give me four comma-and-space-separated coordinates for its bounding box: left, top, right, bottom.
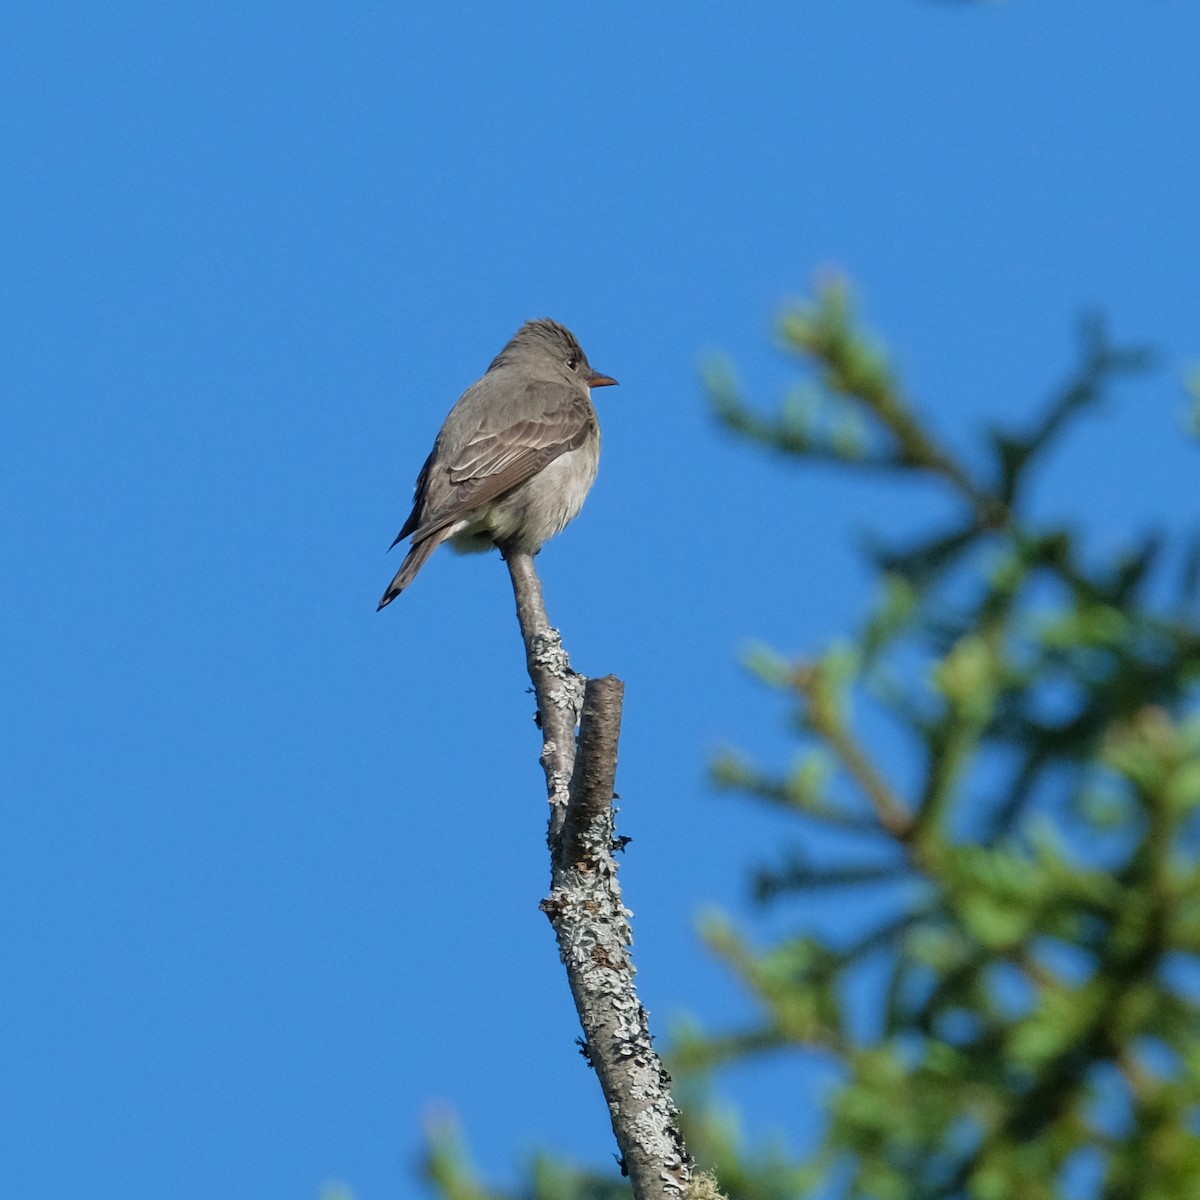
377, 319, 618, 610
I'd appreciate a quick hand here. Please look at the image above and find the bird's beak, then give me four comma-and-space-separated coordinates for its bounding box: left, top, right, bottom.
587, 370, 619, 388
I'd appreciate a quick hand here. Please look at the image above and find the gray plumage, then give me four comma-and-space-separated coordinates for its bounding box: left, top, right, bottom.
377, 319, 617, 609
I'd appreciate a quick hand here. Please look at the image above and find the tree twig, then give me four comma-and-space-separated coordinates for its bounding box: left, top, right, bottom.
795, 662, 914, 840
505, 549, 693, 1200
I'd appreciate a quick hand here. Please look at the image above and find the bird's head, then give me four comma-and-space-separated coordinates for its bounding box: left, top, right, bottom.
489, 318, 618, 390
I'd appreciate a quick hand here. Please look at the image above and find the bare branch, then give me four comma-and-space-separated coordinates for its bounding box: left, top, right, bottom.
506, 549, 587, 843
504, 550, 695, 1200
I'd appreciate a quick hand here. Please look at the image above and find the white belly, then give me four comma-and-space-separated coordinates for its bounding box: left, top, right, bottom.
447, 436, 601, 555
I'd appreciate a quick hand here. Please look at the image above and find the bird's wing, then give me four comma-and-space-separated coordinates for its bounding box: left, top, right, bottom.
410, 382, 594, 544
388, 446, 436, 549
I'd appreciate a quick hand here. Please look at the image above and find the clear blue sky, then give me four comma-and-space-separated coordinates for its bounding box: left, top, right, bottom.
3, 3, 1198, 1198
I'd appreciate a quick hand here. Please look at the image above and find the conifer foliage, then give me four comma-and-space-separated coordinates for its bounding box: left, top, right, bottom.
693, 284, 1200, 1199
427, 288, 1200, 1200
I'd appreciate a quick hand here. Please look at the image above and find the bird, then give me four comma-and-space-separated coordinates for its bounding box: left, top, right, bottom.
377, 319, 618, 610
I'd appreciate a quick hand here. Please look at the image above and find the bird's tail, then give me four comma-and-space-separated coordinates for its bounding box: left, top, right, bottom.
376, 535, 444, 610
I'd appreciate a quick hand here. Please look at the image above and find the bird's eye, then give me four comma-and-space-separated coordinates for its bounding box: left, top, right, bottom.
567, 356, 580, 371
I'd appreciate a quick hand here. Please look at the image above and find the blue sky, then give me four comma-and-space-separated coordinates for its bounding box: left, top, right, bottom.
3, 3, 1198, 1198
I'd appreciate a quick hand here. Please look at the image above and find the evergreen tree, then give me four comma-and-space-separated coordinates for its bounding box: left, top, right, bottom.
426, 285, 1200, 1200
